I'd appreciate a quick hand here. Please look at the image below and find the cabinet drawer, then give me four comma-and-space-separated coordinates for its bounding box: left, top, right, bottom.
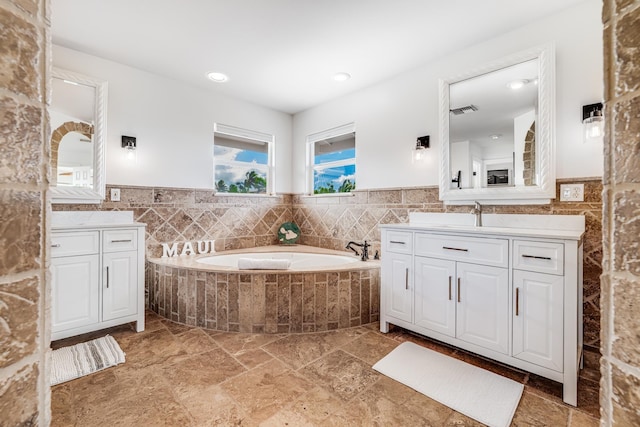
384, 231, 413, 254
51, 231, 99, 258
513, 240, 564, 275
103, 229, 138, 253
414, 233, 508, 267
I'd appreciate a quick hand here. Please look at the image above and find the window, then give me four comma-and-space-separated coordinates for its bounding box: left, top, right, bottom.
306, 123, 356, 194
213, 124, 274, 194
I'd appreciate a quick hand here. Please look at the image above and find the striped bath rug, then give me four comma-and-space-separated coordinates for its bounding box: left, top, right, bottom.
51, 335, 125, 386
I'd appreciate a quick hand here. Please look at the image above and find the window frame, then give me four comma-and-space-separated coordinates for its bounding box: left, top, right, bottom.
305, 122, 356, 195
213, 123, 275, 195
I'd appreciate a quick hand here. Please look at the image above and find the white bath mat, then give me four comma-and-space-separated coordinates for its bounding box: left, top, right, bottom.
372, 342, 523, 427
50, 335, 125, 386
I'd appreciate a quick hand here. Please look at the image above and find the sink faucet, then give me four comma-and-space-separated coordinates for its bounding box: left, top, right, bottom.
345, 241, 370, 261
471, 201, 482, 227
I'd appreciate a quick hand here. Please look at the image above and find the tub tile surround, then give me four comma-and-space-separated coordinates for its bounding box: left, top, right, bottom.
147, 249, 380, 333
54, 179, 603, 345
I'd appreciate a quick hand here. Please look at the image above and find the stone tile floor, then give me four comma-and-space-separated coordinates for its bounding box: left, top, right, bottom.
51, 311, 600, 426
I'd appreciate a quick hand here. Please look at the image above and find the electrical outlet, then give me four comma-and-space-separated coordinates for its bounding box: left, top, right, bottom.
560, 184, 584, 202
110, 188, 121, 202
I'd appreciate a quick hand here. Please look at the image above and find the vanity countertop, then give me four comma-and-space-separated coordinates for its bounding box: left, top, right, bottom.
52, 222, 146, 231
379, 213, 585, 240
51, 211, 145, 230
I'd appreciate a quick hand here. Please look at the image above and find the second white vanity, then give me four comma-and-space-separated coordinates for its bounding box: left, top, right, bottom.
51, 211, 146, 340
379, 212, 584, 406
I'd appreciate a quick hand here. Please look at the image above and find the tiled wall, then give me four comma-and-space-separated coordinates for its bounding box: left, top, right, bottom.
601, 1, 640, 425
292, 178, 603, 348
55, 179, 603, 349
53, 185, 294, 258
0, 0, 51, 424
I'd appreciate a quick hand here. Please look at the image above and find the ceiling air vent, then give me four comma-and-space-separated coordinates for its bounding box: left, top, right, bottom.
450, 105, 478, 115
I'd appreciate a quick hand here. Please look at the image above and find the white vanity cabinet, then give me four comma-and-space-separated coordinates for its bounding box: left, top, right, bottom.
379, 213, 585, 406
382, 231, 413, 323
51, 232, 100, 332
51, 222, 146, 341
512, 240, 566, 372
413, 232, 510, 354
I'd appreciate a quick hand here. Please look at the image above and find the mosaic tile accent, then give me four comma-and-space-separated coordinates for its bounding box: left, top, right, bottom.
147, 262, 380, 333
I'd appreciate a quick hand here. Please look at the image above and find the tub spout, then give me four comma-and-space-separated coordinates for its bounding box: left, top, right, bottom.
345, 241, 360, 256
346, 241, 370, 261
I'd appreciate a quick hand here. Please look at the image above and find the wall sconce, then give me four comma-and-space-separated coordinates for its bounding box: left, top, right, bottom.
582, 103, 604, 141
413, 135, 430, 161
122, 135, 137, 161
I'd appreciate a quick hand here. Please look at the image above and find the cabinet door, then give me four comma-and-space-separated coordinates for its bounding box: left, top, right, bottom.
513, 270, 564, 371
414, 256, 456, 337
383, 252, 412, 323
51, 254, 100, 332
103, 251, 138, 321
456, 263, 509, 354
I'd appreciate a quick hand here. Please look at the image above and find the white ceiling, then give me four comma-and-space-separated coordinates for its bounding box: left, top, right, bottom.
52, 0, 586, 115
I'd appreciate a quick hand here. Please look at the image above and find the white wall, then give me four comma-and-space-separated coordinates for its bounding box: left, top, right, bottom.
53, 45, 293, 191
292, 0, 604, 193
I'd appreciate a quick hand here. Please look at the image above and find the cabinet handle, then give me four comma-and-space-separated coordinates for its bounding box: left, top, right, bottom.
457, 277, 461, 302
390, 240, 406, 245
111, 239, 133, 243
448, 276, 452, 301
405, 268, 409, 290
51, 243, 61, 248
106, 266, 109, 289
443, 246, 468, 252
516, 287, 519, 316
522, 254, 552, 260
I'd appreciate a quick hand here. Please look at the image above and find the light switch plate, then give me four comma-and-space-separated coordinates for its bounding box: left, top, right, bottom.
560, 184, 584, 202
110, 188, 121, 202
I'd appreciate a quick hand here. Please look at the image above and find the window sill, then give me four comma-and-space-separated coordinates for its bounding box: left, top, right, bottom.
300, 192, 356, 199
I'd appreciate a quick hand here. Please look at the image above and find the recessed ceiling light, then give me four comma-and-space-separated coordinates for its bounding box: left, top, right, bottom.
333, 72, 351, 82
489, 134, 502, 140
507, 79, 529, 90
207, 72, 228, 83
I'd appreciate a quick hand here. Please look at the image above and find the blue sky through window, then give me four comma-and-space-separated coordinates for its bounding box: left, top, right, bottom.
214, 145, 268, 193
315, 148, 355, 165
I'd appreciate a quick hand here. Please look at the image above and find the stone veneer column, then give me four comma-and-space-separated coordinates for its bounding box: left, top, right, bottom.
0, 0, 51, 425
601, 0, 640, 425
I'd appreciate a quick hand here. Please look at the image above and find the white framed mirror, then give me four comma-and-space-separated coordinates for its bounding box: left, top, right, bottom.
50, 67, 108, 203
439, 44, 555, 204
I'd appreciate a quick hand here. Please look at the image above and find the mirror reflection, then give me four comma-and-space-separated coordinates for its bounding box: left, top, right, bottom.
50, 76, 96, 188
449, 58, 538, 190
50, 68, 107, 204
56, 131, 94, 187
